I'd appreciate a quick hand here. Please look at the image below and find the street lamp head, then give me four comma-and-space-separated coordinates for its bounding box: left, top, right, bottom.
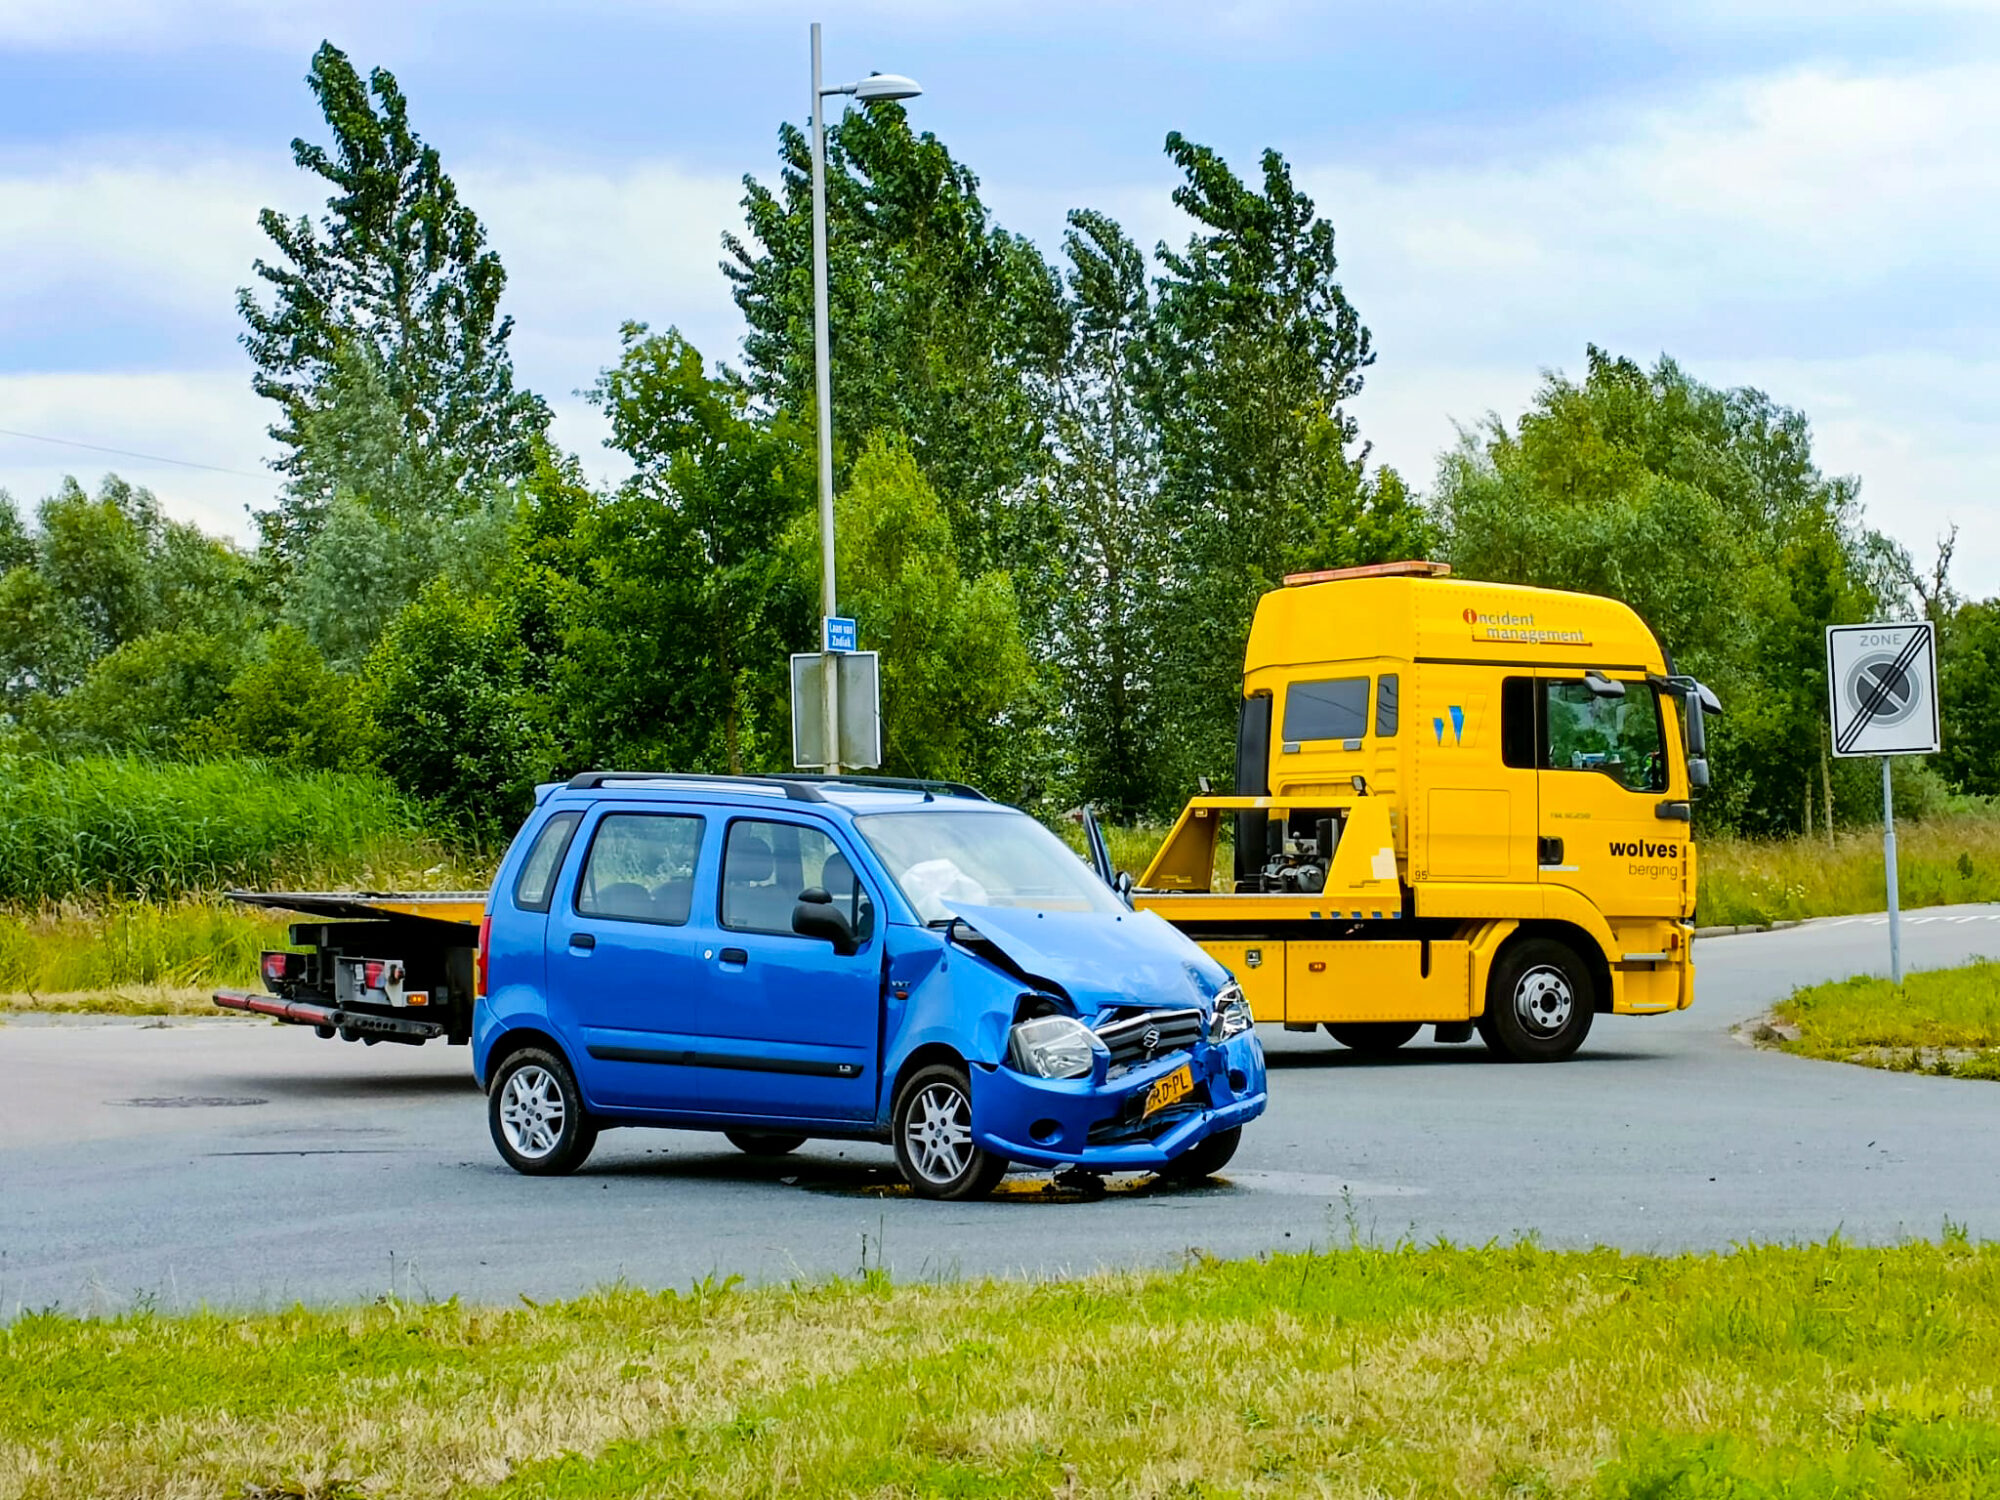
852, 72, 922, 103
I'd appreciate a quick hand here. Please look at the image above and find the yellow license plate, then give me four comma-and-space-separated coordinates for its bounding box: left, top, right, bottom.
1141, 1064, 1195, 1120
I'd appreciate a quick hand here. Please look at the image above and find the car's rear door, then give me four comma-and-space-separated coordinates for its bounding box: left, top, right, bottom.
695, 813, 883, 1124
544, 804, 713, 1112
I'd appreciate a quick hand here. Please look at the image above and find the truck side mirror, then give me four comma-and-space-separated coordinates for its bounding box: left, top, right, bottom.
792, 887, 859, 956
1687, 756, 1711, 791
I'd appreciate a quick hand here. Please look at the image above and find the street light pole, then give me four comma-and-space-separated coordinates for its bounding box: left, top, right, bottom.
810, 21, 840, 774
804, 23, 921, 777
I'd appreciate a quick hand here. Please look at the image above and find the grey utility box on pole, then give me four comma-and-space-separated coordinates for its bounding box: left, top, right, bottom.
791, 650, 882, 770
1826, 620, 1941, 985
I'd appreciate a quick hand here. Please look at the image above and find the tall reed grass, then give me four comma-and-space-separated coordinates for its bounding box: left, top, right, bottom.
0, 755, 460, 903
1701, 810, 2000, 926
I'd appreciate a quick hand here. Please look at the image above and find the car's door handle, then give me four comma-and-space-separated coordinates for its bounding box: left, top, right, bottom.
719, 947, 748, 966
569, 932, 596, 950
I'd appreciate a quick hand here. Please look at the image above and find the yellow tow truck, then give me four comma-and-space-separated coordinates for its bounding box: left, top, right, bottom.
1124, 561, 1719, 1061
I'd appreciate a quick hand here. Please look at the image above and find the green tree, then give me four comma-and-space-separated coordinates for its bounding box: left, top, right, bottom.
1940, 598, 2000, 798
1434, 347, 1885, 833
569, 325, 812, 775
195, 626, 373, 771
1141, 135, 1418, 803
364, 582, 547, 836
726, 102, 1064, 576
240, 41, 548, 562
54, 630, 244, 754
787, 435, 1031, 785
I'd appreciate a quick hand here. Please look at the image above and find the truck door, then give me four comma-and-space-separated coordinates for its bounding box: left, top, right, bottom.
545, 807, 714, 1111
699, 815, 881, 1124
1535, 677, 1686, 919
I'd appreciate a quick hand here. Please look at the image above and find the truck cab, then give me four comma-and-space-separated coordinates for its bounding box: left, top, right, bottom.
1132, 562, 1717, 1061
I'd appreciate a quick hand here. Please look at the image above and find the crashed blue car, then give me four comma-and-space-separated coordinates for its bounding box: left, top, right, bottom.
472, 773, 1267, 1199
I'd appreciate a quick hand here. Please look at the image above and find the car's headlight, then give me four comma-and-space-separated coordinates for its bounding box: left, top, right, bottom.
1007, 1014, 1106, 1079
1211, 981, 1254, 1040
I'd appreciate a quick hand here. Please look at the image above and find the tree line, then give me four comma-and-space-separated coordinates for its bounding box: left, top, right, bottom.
0, 42, 1984, 841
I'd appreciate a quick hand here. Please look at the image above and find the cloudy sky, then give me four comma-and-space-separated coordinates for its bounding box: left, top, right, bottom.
1, 0, 1995, 591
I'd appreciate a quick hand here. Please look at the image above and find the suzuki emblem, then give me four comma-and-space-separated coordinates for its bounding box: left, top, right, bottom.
1141, 1025, 1161, 1052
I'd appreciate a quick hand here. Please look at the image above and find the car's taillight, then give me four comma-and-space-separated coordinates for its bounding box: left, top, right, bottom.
475, 914, 492, 999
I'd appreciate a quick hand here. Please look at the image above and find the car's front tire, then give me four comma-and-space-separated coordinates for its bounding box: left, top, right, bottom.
1158, 1125, 1242, 1182
892, 1063, 1008, 1201
489, 1046, 598, 1175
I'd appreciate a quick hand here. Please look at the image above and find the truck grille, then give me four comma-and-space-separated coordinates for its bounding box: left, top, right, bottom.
1093, 1007, 1204, 1070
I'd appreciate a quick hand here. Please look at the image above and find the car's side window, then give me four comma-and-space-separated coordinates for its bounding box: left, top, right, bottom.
513, 811, 582, 913
721, 819, 873, 941
575, 814, 705, 925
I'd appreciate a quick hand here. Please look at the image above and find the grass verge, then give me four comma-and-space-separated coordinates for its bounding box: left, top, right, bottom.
5, 1239, 2000, 1498
1767, 960, 2000, 1079
1699, 811, 2000, 927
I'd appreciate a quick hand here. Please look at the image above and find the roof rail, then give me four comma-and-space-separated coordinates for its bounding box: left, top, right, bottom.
774, 774, 990, 802
564, 771, 825, 802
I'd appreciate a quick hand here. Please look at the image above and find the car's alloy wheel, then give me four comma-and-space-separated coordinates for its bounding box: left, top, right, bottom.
891, 1063, 1008, 1201
488, 1046, 598, 1175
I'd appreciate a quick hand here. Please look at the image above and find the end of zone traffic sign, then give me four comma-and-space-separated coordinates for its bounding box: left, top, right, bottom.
1826, 621, 1939, 758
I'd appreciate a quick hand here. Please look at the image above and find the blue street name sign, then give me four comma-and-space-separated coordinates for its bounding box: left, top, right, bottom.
823, 616, 857, 653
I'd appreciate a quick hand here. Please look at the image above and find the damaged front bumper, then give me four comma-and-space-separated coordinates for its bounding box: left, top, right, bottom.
970, 1030, 1267, 1172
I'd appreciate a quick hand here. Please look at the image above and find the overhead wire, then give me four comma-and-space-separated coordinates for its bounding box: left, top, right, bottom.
0, 426, 266, 480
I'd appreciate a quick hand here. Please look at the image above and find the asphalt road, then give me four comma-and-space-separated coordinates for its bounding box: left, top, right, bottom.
5, 907, 2000, 1314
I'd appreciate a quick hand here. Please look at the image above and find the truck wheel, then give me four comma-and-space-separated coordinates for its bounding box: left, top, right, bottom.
1481, 939, 1595, 1062
892, 1063, 1008, 1201
1158, 1125, 1242, 1182
1326, 1022, 1422, 1055
489, 1047, 598, 1175
725, 1130, 807, 1156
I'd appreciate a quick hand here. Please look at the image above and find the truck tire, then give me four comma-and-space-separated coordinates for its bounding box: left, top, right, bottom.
892, 1063, 1008, 1201
1326, 1022, 1422, 1055
489, 1046, 599, 1175
1480, 939, 1595, 1062
1158, 1125, 1242, 1182
725, 1130, 807, 1156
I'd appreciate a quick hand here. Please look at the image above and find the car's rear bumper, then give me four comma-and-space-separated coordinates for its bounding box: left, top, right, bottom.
971, 1030, 1267, 1171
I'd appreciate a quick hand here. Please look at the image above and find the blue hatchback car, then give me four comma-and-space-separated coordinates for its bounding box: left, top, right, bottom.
473, 773, 1267, 1199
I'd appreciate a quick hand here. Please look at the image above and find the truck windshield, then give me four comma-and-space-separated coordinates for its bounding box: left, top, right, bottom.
853, 810, 1125, 924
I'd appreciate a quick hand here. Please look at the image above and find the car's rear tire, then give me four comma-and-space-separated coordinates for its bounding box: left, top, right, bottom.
489, 1046, 598, 1175
1158, 1125, 1242, 1182
725, 1130, 807, 1156
891, 1063, 1008, 1201
1480, 938, 1596, 1061
1326, 1021, 1423, 1055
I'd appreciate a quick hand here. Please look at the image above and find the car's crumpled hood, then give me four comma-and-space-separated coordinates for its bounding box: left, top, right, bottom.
944, 902, 1229, 1016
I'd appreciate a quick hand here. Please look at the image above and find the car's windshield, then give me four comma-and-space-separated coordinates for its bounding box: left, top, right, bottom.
853, 808, 1124, 923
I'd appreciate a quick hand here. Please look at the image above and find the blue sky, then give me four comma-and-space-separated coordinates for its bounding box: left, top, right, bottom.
1, 0, 1996, 591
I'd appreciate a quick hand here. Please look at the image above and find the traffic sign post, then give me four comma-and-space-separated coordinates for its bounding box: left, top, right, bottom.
1826, 622, 1941, 984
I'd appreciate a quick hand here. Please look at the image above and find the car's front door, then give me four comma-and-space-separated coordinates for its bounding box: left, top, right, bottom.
695, 814, 882, 1124
545, 806, 712, 1111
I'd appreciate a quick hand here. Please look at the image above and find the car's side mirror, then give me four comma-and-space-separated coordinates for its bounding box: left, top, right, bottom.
793, 886, 859, 956
1113, 869, 1135, 908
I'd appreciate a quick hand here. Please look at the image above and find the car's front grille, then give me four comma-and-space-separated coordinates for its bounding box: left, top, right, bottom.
1093, 1007, 1205, 1071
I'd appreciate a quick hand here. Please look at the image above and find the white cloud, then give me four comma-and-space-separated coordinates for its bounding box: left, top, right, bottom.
1305, 60, 2000, 594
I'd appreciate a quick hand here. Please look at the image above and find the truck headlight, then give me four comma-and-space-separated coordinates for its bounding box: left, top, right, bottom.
1007, 1014, 1106, 1079
1211, 982, 1254, 1040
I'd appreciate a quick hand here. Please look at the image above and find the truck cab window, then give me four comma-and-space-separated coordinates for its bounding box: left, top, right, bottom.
1501, 677, 1536, 768
1283, 677, 1369, 742
1375, 674, 1399, 736
576, 814, 705, 925
1544, 680, 1666, 792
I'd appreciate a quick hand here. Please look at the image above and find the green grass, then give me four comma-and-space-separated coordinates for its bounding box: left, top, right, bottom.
1770, 961, 2000, 1079
0, 897, 291, 1014
1701, 812, 2000, 927
0, 753, 462, 904
5, 1240, 2000, 1498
